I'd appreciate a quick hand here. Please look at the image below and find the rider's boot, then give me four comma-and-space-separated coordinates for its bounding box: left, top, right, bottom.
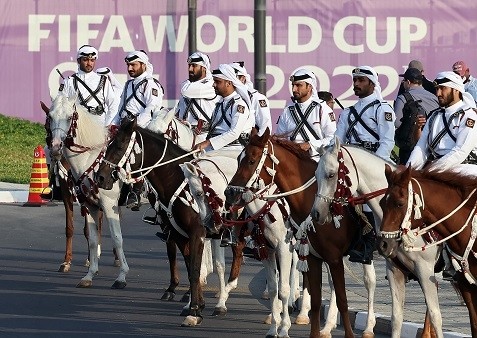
442, 246, 457, 281
348, 211, 376, 265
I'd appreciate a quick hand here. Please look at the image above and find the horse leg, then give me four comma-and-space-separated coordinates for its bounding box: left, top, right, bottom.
455, 275, 477, 337
213, 232, 244, 316
100, 187, 129, 289
76, 212, 99, 288
161, 239, 180, 301
328, 258, 355, 338
306, 255, 323, 338
414, 261, 443, 338
361, 261, 377, 338
294, 250, 310, 325
276, 242, 293, 338
386, 260, 406, 338
59, 188, 74, 272
263, 252, 280, 338
181, 229, 205, 327
320, 263, 338, 336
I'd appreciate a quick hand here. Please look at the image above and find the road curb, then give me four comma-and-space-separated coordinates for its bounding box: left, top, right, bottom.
0, 190, 28, 203
322, 304, 471, 337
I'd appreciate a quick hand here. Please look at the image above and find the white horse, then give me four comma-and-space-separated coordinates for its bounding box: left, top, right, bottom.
183, 159, 304, 338
312, 138, 443, 338
43, 94, 129, 289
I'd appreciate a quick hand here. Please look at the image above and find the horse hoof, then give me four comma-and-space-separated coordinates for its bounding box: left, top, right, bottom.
180, 292, 191, 303
76, 279, 92, 288
113, 259, 120, 267
361, 331, 375, 338
58, 262, 71, 273
160, 291, 175, 301
265, 335, 277, 338
212, 307, 227, 316
262, 290, 270, 300
294, 315, 310, 325
263, 314, 272, 324
111, 281, 127, 289
181, 315, 203, 327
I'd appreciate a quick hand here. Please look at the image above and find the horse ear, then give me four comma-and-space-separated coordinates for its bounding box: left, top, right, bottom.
180, 162, 198, 178
332, 135, 341, 153
40, 101, 49, 115
384, 164, 393, 183
261, 127, 270, 142
402, 165, 412, 182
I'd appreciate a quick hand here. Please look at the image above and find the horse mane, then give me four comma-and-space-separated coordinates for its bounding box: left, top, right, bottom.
270, 135, 313, 161
51, 95, 108, 147
412, 168, 477, 196
342, 144, 398, 168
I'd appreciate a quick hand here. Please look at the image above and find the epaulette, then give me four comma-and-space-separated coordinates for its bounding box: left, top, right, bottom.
233, 94, 241, 101
96, 67, 111, 75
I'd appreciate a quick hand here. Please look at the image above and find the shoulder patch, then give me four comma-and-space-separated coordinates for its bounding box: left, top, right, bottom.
237, 105, 245, 113
466, 118, 475, 128
328, 112, 336, 122
152, 88, 158, 97
259, 99, 267, 107
385, 112, 393, 122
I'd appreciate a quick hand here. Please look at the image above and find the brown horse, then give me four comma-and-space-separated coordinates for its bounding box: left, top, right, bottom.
226, 129, 376, 338
96, 118, 245, 326
380, 165, 477, 337
41, 101, 119, 273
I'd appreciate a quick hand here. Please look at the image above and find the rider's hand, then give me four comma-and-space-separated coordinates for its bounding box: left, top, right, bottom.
299, 142, 311, 151
193, 140, 211, 152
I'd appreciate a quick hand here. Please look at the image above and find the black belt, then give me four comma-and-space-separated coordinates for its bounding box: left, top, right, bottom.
86, 106, 104, 115
209, 132, 250, 146
351, 141, 379, 152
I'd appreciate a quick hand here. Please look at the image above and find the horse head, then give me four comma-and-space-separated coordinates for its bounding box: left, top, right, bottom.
96, 118, 138, 190
311, 136, 342, 224
43, 94, 77, 160
225, 128, 271, 209
377, 164, 412, 258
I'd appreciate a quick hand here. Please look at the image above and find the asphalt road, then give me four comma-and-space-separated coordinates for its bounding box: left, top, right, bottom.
0, 202, 388, 338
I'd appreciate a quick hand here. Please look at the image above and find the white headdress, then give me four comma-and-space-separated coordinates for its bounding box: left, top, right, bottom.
290, 68, 319, 100
434, 71, 476, 108
125, 50, 154, 78
77, 45, 98, 60
212, 64, 252, 109
188, 52, 212, 79
352, 66, 383, 100
230, 62, 254, 91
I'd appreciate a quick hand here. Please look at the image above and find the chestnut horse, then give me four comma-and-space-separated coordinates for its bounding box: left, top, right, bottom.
380, 165, 477, 337
311, 140, 443, 338
96, 118, 245, 327
226, 129, 376, 338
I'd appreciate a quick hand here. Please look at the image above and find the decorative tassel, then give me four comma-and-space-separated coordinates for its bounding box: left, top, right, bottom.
413, 193, 422, 219
333, 215, 342, 228
134, 142, 141, 154
401, 224, 418, 251
296, 258, 309, 272
269, 153, 279, 165
265, 166, 276, 177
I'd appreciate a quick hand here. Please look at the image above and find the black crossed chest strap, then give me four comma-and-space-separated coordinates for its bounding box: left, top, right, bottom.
345, 100, 380, 143
288, 100, 321, 142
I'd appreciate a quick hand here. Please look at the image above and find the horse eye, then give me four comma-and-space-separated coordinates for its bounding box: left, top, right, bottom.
327, 173, 335, 179
248, 160, 255, 165
196, 192, 204, 197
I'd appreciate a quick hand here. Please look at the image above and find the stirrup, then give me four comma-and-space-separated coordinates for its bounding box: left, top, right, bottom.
126, 192, 140, 210
220, 228, 235, 247
142, 207, 160, 225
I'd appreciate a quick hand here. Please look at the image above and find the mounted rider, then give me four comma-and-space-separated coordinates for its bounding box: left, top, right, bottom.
407, 71, 477, 280
176, 52, 219, 142
193, 63, 255, 245
276, 68, 337, 160
118, 50, 165, 210
335, 65, 396, 264
58, 45, 120, 127
230, 61, 272, 137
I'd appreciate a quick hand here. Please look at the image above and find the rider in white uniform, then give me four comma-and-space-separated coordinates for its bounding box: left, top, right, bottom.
194, 63, 255, 156
117, 50, 165, 210
407, 71, 477, 279
59, 45, 120, 127
407, 71, 477, 175
230, 62, 272, 137
176, 52, 219, 142
335, 66, 396, 264
277, 68, 336, 161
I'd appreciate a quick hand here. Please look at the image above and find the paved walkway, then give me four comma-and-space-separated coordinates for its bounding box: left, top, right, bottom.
0, 182, 472, 337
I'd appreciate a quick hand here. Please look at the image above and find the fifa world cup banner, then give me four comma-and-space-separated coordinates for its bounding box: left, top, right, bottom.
1, 0, 476, 124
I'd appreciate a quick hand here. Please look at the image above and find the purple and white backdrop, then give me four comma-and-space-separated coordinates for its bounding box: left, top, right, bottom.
1, 0, 476, 126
